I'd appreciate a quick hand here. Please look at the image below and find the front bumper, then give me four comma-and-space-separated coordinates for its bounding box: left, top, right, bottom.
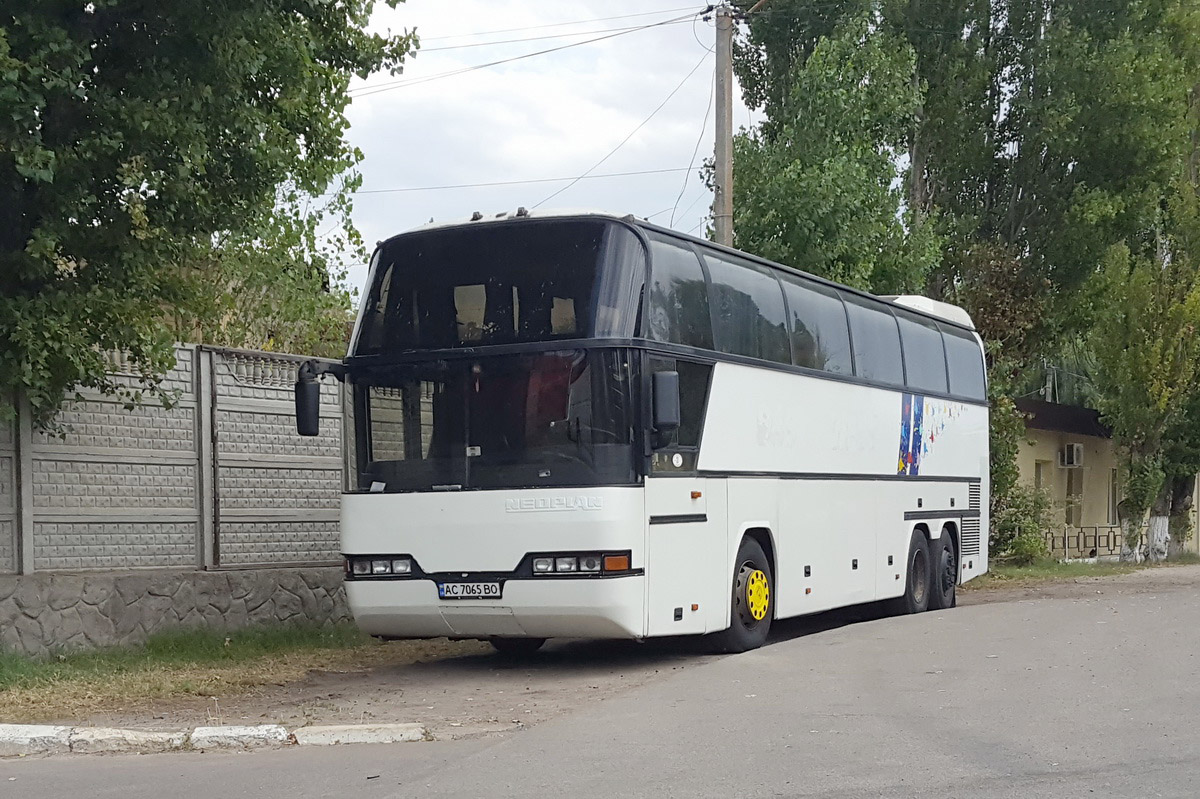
346, 575, 647, 640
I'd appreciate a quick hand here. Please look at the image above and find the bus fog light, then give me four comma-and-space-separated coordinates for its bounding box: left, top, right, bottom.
351, 559, 371, 576
391, 558, 412, 574
533, 557, 554, 573
371, 560, 391, 575
603, 554, 630, 572
555, 557, 578, 572
579, 556, 601, 572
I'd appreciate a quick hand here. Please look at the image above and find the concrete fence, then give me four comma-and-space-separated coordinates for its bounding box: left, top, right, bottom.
0, 346, 351, 656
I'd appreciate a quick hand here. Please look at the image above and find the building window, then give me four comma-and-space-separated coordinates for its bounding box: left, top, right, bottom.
1065, 468, 1083, 527
1108, 468, 1119, 525
1034, 460, 1050, 491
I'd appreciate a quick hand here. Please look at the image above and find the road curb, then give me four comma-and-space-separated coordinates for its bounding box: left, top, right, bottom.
0, 724, 72, 757
0, 721, 431, 758
290, 723, 428, 746
190, 724, 290, 751
69, 727, 189, 755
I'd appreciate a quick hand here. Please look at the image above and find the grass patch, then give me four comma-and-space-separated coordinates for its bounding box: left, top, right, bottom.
0, 622, 391, 723
966, 557, 1152, 589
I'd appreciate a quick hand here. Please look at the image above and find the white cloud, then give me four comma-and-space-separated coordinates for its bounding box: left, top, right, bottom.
337, 0, 759, 291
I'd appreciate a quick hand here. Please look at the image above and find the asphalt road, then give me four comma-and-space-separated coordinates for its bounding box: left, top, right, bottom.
7, 571, 1200, 799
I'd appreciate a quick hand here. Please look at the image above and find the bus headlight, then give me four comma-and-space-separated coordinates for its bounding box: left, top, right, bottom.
529, 551, 634, 576
346, 555, 419, 579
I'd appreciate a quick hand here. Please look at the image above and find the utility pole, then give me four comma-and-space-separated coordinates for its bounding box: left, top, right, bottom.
713, 3, 735, 247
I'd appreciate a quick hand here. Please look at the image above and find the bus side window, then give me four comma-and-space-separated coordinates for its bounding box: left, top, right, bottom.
780, 276, 853, 374
942, 326, 987, 400
647, 357, 713, 450
645, 236, 714, 350
843, 296, 904, 386
896, 311, 949, 394
702, 253, 790, 364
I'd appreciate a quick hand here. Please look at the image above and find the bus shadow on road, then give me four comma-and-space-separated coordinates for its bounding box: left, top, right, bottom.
397, 602, 896, 676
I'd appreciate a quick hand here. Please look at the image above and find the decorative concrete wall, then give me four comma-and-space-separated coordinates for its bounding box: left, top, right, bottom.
0, 345, 351, 657
0, 567, 350, 657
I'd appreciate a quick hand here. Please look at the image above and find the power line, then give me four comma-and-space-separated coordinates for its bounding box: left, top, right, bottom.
420, 19, 695, 52
671, 60, 716, 226
350, 167, 694, 195
533, 48, 714, 210
422, 6, 705, 42
677, 186, 711, 223
351, 11, 704, 98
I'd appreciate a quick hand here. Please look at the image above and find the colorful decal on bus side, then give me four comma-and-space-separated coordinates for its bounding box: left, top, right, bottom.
898, 394, 968, 475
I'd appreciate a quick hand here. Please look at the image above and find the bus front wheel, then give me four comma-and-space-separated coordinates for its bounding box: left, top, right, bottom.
489, 637, 546, 656
889, 529, 932, 615
710, 537, 774, 653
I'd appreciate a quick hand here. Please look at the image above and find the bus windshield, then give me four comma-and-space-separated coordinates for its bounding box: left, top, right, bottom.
353, 349, 638, 492
354, 219, 645, 356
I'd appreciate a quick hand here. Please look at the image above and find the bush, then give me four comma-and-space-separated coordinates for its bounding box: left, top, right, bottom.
991, 480, 1052, 561
1003, 527, 1050, 565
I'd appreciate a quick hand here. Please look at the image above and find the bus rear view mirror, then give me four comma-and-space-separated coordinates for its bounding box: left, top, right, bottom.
295, 359, 347, 437
296, 376, 321, 436
652, 370, 681, 447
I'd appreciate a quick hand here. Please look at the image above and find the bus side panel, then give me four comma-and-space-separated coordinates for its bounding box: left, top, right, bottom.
644, 478, 728, 637
772, 478, 877, 618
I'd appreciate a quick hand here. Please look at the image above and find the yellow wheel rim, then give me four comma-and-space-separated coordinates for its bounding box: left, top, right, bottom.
746, 569, 770, 621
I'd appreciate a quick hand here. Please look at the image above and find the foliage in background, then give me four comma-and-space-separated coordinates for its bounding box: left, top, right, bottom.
725, 16, 940, 292
1088, 187, 1200, 557
734, 0, 1200, 559
171, 185, 361, 360
0, 1, 416, 427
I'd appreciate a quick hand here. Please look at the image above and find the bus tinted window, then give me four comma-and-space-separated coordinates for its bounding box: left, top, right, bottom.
702, 253, 790, 364
779, 276, 852, 374
844, 298, 903, 386
646, 235, 714, 349
943, 326, 987, 400
896, 312, 948, 393
355, 220, 643, 355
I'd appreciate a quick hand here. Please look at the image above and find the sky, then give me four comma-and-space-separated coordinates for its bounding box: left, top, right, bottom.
337, 0, 759, 293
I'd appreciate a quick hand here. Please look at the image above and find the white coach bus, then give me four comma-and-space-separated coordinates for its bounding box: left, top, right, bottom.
296, 210, 989, 654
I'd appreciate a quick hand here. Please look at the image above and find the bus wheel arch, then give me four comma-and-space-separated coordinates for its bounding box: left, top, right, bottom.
929, 523, 958, 610
710, 531, 775, 653
888, 527, 932, 615
742, 527, 777, 586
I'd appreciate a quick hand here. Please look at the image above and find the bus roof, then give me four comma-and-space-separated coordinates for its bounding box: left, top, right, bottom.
381, 209, 977, 333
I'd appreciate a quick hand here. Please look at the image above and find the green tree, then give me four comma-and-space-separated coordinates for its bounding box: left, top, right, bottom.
1, 1, 415, 427
1089, 196, 1200, 561
734, 1, 1200, 557
727, 16, 941, 292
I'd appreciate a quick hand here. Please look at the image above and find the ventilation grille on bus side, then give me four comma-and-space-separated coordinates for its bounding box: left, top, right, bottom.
968, 483, 981, 512
960, 518, 981, 557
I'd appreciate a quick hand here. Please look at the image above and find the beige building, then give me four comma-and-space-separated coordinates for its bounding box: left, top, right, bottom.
1014, 399, 1200, 558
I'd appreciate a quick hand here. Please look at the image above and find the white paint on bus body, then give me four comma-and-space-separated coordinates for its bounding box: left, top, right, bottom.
342, 360, 988, 642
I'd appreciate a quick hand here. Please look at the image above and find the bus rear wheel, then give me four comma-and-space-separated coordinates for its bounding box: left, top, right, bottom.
489, 637, 546, 656
710, 537, 773, 653
929, 531, 957, 610
889, 529, 932, 615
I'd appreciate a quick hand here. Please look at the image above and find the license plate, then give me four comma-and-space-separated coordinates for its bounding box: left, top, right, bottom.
438, 581, 502, 600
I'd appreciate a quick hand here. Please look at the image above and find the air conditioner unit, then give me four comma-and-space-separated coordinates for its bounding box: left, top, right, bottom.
1058, 443, 1084, 468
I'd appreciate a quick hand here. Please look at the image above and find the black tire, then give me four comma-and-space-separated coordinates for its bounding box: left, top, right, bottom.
489, 637, 546, 656
888, 529, 932, 615
929, 530, 957, 611
709, 537, 774, 653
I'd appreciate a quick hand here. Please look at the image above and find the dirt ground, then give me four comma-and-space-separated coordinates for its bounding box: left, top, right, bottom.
61, 564, 1200, 740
